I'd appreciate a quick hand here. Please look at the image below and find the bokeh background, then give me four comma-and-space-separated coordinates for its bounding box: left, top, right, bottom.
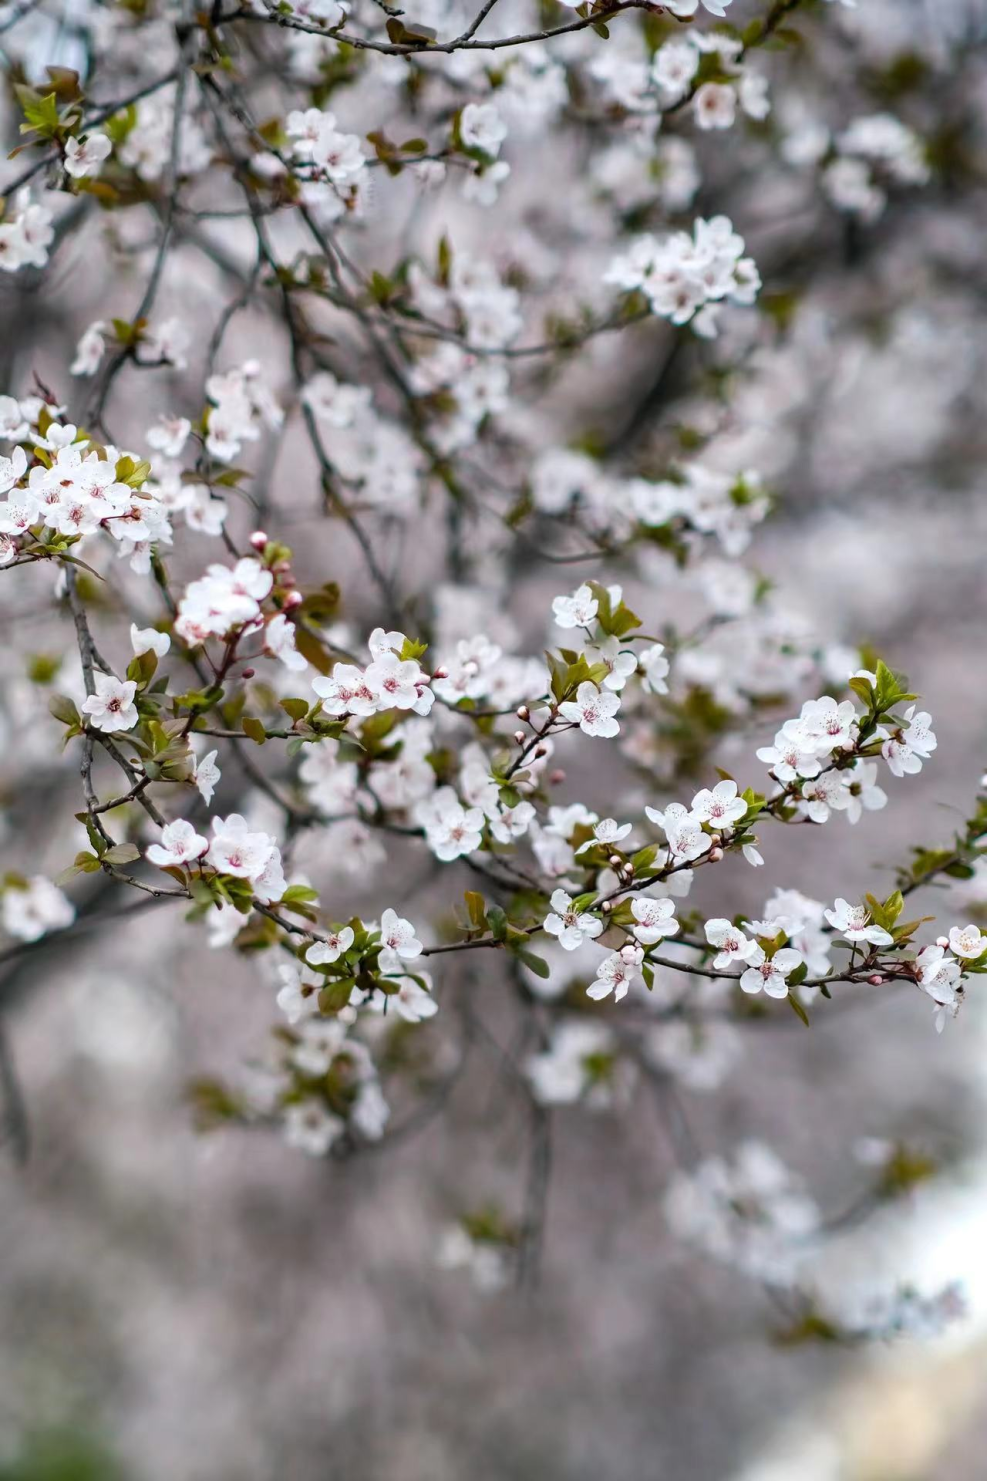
3, 0, 987, 1477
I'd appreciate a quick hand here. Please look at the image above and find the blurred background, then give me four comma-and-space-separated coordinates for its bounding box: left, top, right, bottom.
3, 0, 987, 1477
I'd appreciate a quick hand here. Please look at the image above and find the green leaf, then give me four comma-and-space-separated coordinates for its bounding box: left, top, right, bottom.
102, 842, 141, 866
464, 890, 487, 930
319, 977, 356, 1014
241, 716, 267, 746
48, 693, 80, 726
487, 905, 508, 942
280, 697, 309, 722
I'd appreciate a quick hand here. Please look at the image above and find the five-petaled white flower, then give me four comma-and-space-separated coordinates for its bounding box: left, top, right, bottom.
559, 681, 620, 738
739, 947, 803, 998
690, 778, 747, 829
823, 898, 893, 947
586, 951, 642, 1003
306, 926, 355, 965
543, 889, 604, 951
552, 584, 598, 630
631, 895, 679, 946
206, 813, 276, 879
64, 133, 112, 180
379, 907, 423, 959
415, 786, 485, 862
81, 674, 139, 732
704, 918, 759, 969
948, 924, 986, 961
146, 820, 208, 869
576, 817, 632, 855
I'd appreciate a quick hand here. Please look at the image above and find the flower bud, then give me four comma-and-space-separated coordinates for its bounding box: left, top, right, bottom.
601, 900, 613, 914
549, 769, 565, 784
241, 667, 256, 679
535, 745, 547, 758
282, 590, 303, 610
868, 974, 884, 985
249, 530, 268, 550
513, 730, 526, 745
709, 846, 724, 862
516, 705, 530, 721
936, 935, 949, 948
431, 665, 448, 680
608, 854, 622, 868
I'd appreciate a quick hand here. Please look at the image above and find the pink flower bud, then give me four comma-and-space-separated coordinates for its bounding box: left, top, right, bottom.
516, 705, 530, 721
241, 667, 256, 679
868, 974, 884, 985
601, 900, 613, 914
936, 936, 949, 948
535, 745, 547, 758
249, 530, 268, 550
608, 854, 622, 868
549, 769, 565, 784
432, 666, 448, 680
513, 730, 526, 745
282, 590, 303, 610
709, 846, 724, 862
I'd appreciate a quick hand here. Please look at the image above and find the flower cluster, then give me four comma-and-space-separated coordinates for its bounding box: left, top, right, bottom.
605, 216, 760, 337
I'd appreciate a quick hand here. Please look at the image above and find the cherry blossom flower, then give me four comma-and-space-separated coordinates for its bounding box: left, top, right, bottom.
704, 919, 759, 969
691, 778, 747, 829
639, 643, 670, 695
558, 681, 620, 738
275, 963, 320, 1025
586, 951, 643, 1004
312, 663, 378, 717
206, 814, 276, 880
880, 708, 937, 778
756, 726, 822, 783
799, 696, 859, 754
552, 584, 598, 630
306, 926, 355, 965
823, 899, 893, 947
739, 947, 803, 999
81, 675, 139, 733
631, 895, 679, 946
364, 650, 432, 714
575, 817, 632, 854
146, 820, 208, 869
1, 876, 74, 942
947, 924, 986, 962
379, 908, 423, 960
543, 889, 604, 951
915, 945, 965, 1032
415, 787, 484, 862
695, 83, 737, 131
646, 803, 711, 863
283, 1100, 345, 1156
799, 770, 850, 824
459, 102, 508, 159
146, 415, 191, 458
64, 133, 112, 179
